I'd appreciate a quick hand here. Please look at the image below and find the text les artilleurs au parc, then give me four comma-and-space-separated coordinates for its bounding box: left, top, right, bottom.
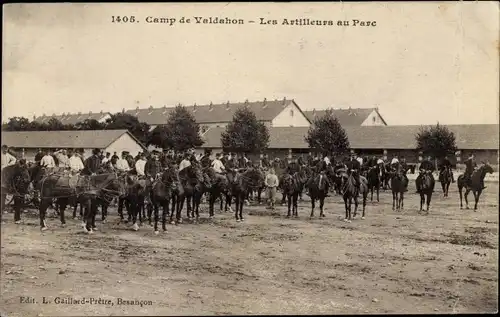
111, 16, 377, 27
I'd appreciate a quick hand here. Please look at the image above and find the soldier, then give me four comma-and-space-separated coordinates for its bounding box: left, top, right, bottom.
83, 148, 102, 175
145, 151, 163, 181
439, 155, 455, 183
200, 149, 212, 169
286, 156, 300, 175
345, 151, 361, 188
1, 145, 17, 170
416, 155, 434, 193
111, 152, 119, 167
34, 148, 44, 165
463, 153, 478, 187
261, 154, 270, 169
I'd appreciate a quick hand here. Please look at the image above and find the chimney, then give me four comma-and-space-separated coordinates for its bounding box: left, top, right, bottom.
33, 115, 36, 121
43, 113, 46, 117
100, 110, 103, 114
226, 101, 230, 110
312, 108, 316, 117
209, 101, 213, 111
282, 97, 287, 106
148, 105, 154, 114
136, 106, 139, 111
193, 103, 197, 112
163, 105, 167, 114
62, 112, 66, 116
245, 99, 249, 107
89, 111, 92, 116
262, 98, 267, 108
122, 108, 125, 113
52, 113, 56, 116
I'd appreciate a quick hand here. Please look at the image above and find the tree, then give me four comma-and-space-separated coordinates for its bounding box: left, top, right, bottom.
104, 113, 151, 144
2, 117, 32, 131
416, 123, 457, 159
305, 109, 350, 156
221, 107, 269, 153
149, 105, 204, 151
74, 119, 106, 130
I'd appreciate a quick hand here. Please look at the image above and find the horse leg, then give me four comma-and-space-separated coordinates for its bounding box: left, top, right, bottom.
310, 196, 315, 218
162, 199, 169, 231
458, 185, 463, 209
39, 199, 49, 230
426, 192, 431, 212
13, 195, 23, 224
293, 193, 299, 217
464, 189, 470, 209
473, 191, 480, 211
239, 194, 244, 221
147, 197, 153, 226
177, 195, 184, 224
0, 193, 6, 213
319, 196, 325, 218
286, 194, 291, 218
131, 199, 139, 231
362, 193, 367, 219
392, 192, 396, 211
281, 192, 286, 206
153, 198, 159, 234
353, 196, 358, 219
235, 195, 240, 221
376, 184, 380, 202
91, 199, 98, 231
58, 198, 67, 226
370, 186, 373, 202
347, 198, 352, 222
401, 192, 404, 210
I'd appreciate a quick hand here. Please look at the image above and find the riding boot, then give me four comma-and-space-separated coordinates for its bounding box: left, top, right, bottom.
451, 172, 455, 183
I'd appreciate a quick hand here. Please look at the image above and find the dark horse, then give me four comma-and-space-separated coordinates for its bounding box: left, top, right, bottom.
366, 165, 382, 202
281, 168, 309, 218
205, 169, 232, 218
416, 171, 435, 212
1, 163, 32, 223
307, 168, 332, 218
227, 167, 262, 222
391, 167, 409, 211
174, 164, 204, 224
341, 173, 368, 222
149, 166, 179, 233
124, 174, 148, 231
458, 163, 494, 211
439, 167, 453, 198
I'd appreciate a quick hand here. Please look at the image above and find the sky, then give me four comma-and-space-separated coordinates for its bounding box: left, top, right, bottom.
2, 2, 499, 125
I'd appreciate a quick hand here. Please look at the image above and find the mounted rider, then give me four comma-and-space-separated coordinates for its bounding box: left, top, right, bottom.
145, 150, 163, 185
286, 156, 300, 176
1, 145, 17, 171
438, 155, 455, 183
200, 149, 212, 169
416, 155, 434, 193
463, 153, 484, 189
346, 151, 361, 189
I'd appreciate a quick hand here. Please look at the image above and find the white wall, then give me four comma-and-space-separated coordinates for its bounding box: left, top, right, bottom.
105, 133, 145, 157
98, 113, 112, 123
361, 110, 387, 126
271, 103, 311, 127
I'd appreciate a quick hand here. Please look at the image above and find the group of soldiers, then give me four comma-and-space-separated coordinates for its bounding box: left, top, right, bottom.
1, 144, 484, 193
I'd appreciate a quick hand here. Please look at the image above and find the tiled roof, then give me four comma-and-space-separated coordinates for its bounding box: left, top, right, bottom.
33, 112, 111, 125
1, 130, 147, 150
304, 108, 380, 126
124, 99, 295, 125
201, 124, 499, 150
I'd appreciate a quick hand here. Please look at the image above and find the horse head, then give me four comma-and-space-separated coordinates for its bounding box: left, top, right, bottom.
481, 162, 494, 175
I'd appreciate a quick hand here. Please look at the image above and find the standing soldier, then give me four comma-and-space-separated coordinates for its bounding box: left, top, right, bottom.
115, 151, 131, 173
1, 145, 17, 170
83, 148, 102, 175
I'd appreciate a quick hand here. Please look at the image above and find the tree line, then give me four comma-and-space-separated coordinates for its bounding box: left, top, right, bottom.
2, 106, 457, 159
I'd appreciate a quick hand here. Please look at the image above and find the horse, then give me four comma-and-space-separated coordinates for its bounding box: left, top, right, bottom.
204, 168, 232, 218
457, 163, 494, 211
228, 167, 262, 222
149, 166, 178, 233
416, 171, 435, 212
307, 169, 331, 218
390, 167, 409, 211
341, 173, 368, 222
1, 163, 32, 223
174, 164, 203, 224
124, 173, 148, 231
382, 163, 392, 190
366, 165, 381, 202
439, 167, 452, 198
281, 168, 309, 218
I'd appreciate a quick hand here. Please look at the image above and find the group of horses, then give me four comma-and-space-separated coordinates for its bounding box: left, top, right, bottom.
0, 159, 494, 234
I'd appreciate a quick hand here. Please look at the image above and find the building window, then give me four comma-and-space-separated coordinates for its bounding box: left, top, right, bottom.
372, 116, 376, 123
290, 109, 294, 117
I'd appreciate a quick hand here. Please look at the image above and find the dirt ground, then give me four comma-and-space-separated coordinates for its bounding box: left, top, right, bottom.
1, 182, 498, 316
